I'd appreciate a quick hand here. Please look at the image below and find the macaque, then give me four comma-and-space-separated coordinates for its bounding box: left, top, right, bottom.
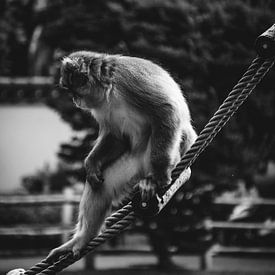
48, 51, 197, 260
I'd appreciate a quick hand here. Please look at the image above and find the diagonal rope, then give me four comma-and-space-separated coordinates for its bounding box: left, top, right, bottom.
157, 57, 275, 212
23, 56, 274, 275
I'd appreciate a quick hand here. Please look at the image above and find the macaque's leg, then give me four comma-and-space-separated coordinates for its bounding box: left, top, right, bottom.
85, 134, 130, 188
150, 123, 178, 186
47, 152, 142, 262
47, 182, 112, 261
180, 124, 197, 155
138, 124, 196, 201
138, 119, 191, 200
151, 121, 197, 184
136, 125, 175, 201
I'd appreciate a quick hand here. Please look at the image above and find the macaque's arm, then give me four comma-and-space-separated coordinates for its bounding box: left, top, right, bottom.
85, 133, 130, 187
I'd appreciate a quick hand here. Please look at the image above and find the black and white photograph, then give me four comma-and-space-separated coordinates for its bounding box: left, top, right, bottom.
0, 1, 275, 275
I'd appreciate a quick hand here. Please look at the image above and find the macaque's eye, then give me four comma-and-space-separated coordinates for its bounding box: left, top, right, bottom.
72, 71, 88, 88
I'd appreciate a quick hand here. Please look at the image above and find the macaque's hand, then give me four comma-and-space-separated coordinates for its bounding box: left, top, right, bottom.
138, 176, 158, 202
85, 158, 104, 189
46, 235, 87, 262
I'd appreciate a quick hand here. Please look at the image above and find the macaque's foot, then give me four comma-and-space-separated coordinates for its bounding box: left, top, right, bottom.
46, 236, 87, 262
138, 176, 157, 202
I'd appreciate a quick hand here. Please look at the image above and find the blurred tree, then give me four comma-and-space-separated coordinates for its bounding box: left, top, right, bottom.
22, 163, 71, 193
2, 0, 275, 268
0, 0, 34, 75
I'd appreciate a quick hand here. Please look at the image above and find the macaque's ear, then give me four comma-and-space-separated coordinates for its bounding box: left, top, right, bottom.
88, 57, 115, 86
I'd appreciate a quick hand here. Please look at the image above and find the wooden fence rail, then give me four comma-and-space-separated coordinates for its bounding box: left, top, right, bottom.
214, 197, 275, 205
0, 225, 73, 236
0, 188, 78, 237
0, 76, 53, 87
0, 194, 80, 206
0, 76, 58, 103
1, 191, 275, 270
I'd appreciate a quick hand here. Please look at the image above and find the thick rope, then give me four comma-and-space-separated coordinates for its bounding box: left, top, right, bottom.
156, 57, 274, 213
22, 56, 274, 275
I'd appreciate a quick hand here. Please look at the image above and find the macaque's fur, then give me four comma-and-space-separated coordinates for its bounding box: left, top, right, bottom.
48, 51, 197, 259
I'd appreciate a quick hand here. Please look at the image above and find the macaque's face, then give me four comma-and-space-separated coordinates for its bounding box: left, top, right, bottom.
59, 57, 104, 109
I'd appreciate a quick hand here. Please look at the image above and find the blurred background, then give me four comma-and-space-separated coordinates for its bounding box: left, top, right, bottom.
0, 0, 275, 274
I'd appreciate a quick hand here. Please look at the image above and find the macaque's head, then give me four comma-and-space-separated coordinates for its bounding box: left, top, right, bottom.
59, 51, 107, 109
